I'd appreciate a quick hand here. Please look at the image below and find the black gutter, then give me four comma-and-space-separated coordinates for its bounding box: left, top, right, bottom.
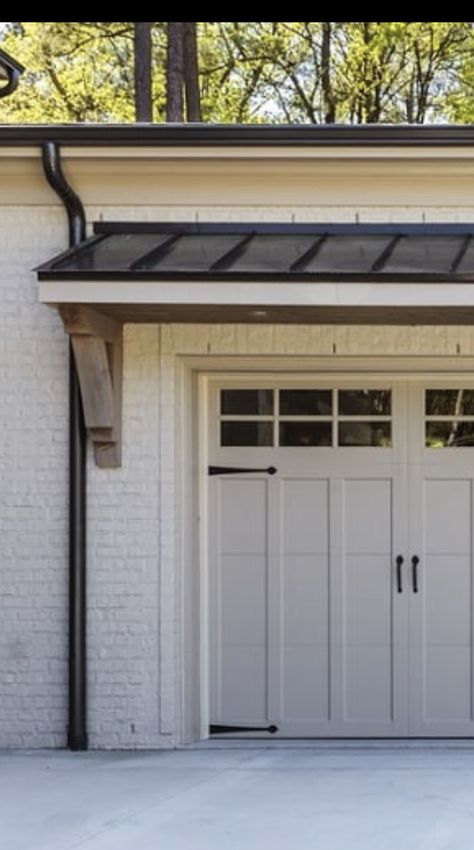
41, 142, 88, 751
5, 123, 474, 146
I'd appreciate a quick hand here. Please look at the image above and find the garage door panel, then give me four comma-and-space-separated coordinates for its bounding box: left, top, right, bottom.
343, 554, 393, 645
282, 479, 329, 554
220, 554, 267, 645
343, 645, 393, 722
343, 479, 392, 554
424, 645, 472, 722
283, 553, 329, 645
282, 646, 329, 721
220, 646, 267, 721
341, 477, 395, 724
424, 479, 471, 554
211, 474, 269, 725
220, 478, 267, 553
424, 554, 472, 644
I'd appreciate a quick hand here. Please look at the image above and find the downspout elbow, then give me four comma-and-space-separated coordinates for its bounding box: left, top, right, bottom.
42, 142, 86, 246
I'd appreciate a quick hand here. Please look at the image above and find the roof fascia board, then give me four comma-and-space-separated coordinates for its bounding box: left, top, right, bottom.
4, 146, 474, 163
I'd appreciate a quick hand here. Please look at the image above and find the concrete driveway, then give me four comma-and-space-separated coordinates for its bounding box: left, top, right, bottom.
2, 742, 474, 850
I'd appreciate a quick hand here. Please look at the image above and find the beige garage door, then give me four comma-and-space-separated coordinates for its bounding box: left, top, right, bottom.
208, 379, 474, 737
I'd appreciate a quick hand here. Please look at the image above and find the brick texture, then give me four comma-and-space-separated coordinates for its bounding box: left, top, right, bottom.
0, 207, 68, 747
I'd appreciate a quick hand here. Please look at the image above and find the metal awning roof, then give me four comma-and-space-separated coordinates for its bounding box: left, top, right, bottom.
37, 222, 474, 283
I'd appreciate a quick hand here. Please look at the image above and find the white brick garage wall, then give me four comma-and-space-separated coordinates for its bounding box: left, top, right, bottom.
0, 206, 69, 747
4, 197, 474, 748
87, 326, 162, 749
0, 203, 166, 749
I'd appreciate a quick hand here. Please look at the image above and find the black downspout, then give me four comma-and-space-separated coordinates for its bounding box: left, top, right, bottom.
42, 142, 88, 751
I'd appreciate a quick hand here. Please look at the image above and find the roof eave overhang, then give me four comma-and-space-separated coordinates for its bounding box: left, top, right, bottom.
37, 220, 474, 318
39, 284, 474, 325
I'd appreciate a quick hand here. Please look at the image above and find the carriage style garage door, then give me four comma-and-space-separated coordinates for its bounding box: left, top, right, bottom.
208, 378, 474, 737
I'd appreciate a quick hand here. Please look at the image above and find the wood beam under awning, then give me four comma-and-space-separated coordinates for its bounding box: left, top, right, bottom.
59, 306, 123, 468
56, 302, 474, 325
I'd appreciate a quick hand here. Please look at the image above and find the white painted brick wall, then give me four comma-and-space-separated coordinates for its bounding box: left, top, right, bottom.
0, 206, 166, 749
3, 194, 474, 749
0, 206, 69, 747
87, 325, 163, 748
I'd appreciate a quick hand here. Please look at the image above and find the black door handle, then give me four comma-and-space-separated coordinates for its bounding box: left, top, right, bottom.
395, 555, 404, 593
411, 555, 420, 593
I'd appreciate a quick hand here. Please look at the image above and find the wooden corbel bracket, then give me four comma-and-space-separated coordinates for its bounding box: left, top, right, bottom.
59, 306, 123, 468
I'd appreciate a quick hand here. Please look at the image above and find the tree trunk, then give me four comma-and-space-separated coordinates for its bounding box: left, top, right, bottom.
166, 21, 184, 122
134, 22, 152, 122
183, 22, 201, 122
321, 22, 335, 123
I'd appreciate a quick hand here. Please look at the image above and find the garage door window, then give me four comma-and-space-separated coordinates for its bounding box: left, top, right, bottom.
425, 389, 474, 447
220, 388, 392, 447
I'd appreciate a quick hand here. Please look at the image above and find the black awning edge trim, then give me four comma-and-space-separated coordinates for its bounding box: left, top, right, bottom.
37, 270, 474, 284
92, 221, 474, 236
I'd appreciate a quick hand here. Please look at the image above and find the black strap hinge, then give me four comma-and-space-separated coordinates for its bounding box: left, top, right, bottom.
210, 724, 278, 735
208, 466, 277, 476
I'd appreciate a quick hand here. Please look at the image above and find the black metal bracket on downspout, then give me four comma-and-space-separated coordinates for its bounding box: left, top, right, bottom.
42, 142, 88, 751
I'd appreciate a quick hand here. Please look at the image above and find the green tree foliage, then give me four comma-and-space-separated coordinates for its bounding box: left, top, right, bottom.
0, 22, 167, 121
1, 21, 474, 123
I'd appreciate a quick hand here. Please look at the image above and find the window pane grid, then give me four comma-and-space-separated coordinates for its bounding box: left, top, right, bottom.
425, 421, 474, 448
424, 389, 474, 448
279, 388, 333, 416
220, 388, 273, 415
425, 389, 474, 416
273, 389, 279, 447
279, 421, 332, 446
278, 415, 334, 422
274, 388, 279, 417
337, 389, 391, 416
425, 416, 474, 422
338, 421, 392, 447
221, 421, 274, 447
219, 387, 392, 447
338, 415, 392, 422
220, 415, 274, 421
